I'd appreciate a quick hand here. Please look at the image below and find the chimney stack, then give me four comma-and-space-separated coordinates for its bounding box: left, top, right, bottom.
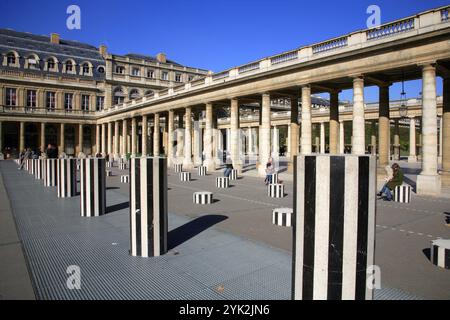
99, 44, 107, 57
156, 52, 167, 63
50, 33, 60, 44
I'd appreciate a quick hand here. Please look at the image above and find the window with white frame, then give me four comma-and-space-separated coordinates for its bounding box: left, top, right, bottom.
47, 58, 56, 71
147, 69, 154, 78
131, 67, 140, 76
175, 73, 182, 82
5, 88, 17, 106
28, 56, 38, 69
7, 53, 16, 66
66, 60, 73, 72
161, 71, 169, 81
82, 63, 90, 75
81, 95, 90, 111
46, 91, 56, 110
96, 96, 104, 111
115, 65, 125, 74
64, 93, 73, 111
26, 90, 37, 109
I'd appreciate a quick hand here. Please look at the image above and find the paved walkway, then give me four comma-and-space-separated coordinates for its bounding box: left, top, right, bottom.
1, 159, 449, 299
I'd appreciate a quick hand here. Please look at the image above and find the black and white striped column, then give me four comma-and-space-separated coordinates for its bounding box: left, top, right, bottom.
30, 159, 37, 175
272, 208, 293, 227
268, 183, 284, 198
179, 171, 191, 181
106, 170, 112, 176
130, 157, 168, 257
230, 169, 238, 180
121, 175, 129, 183
193, 191, 213, 204
198, 166, 207, 176
174, 164, 183, 172
80, 158, 106, 217
26, 159, 31, 173
271, 173, 279, 184
119, 163, 127, 170
57, 158, 77, 198
106, 161, 114, 168
216, 177, 229, 188
292, 155, 376, 300
43, 159, 58, 187
394, 185, 411, 203
430, 239, 450, 269
34, 159, 44, 180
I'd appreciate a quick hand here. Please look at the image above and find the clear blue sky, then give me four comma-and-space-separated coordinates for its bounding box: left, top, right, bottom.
0, 0, 448, 102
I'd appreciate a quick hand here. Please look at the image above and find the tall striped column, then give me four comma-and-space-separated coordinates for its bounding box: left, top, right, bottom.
292, 155, 376, 300
43, 159, 58, 187
130, 157, 168, 257
57, 158, 77, 198
80, 158, 106, 217
34, 159, 44, 180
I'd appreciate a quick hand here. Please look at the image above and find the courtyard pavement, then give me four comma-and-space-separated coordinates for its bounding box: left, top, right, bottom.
0, 159, 449, 300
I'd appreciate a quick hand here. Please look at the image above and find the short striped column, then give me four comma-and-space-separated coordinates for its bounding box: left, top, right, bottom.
106, 170, 112, 176
292, 155, 376, 300
119, 163, 127, 170
121, 175, 129, 183
43, 159, 58, 187
25, 159, 30, 173
106, 161, 114, 168
394, 185, 411, 203
174, 164, 183, 172
198, 166, 207, 176
57, 158, 77, 198
34, 159, 44, 180
216, 177, 229, 188
430, 239, 450, 269
30, 159, 37, 175
272, 208, 293, 227
179, 171, 191, 182
130, 157, 168, 257
80, 158, 106, 217
229, 169, 238, 180
15, 159, 20, 165
268, 183, 284, 198
193, 191, 213, 204
271, 173, 279, 184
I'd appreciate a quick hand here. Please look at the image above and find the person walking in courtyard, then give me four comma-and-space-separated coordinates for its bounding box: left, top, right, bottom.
265, 162, 274, 185
378, 163, 404, 201
18, 148, 31, 170
224, 157, 233, 178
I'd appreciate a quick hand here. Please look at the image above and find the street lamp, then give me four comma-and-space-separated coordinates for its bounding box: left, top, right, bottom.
399, 70, 408, 118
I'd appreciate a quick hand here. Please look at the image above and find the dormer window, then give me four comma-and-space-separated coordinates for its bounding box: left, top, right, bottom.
66, 61, 73, 72
28, 57, 38, 69
82, 63, 90, 74
7, 53, 16, 66
47, 58, 56, 71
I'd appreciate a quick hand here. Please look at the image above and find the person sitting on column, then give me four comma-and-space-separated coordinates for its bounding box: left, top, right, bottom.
224, 157, 233, 178
377, 163, 404, 201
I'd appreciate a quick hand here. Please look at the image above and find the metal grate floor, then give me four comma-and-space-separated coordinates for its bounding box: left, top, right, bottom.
1, 161, 422, 300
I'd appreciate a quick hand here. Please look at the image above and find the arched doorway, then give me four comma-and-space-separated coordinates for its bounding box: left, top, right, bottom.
25, 123, 39, 151
83, 126, 92, 155
65, 125, 75, 156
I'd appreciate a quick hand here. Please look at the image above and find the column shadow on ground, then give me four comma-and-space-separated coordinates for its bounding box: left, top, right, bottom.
106, 201, 129, 214
168, 214, 228, 250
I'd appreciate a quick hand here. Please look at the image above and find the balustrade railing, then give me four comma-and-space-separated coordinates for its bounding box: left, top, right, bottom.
312, 36, 348, 54
366, 18, 415, 41
212, 71, 229, 80
238, 62, 260, 74
270, 51, 298, 65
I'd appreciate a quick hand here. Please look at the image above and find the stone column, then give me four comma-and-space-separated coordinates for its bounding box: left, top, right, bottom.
176, 112, 184, 161
378, 84, 390, 167
417, 64, 441, 195
352, 77, 365, 155
131, 117, 137, 156
114, 120, 120, 158
329, 91, 339, 154
96, 125, 100, 155
19, 121, 25, 151
320, 122, 325, 154
107, 122, 112, 156
40, 122, 45, 152
0, 121, 2, 153
79, 124, 84, 155
122, 119, 128, 156
204, 103, 214, 171
393, 119, 400, 160
339, 121, 345, 154
167, 110, 174, 167
230, 99, 242, 171
183, 107, 193, 169
438, 116, 443, 163
60, 123, 65, 154
193, 112, 201, 166
301, 86, 312, 154
226, 128, 231, 152
141, 115, 147, 156
370, 120, 377, 155
408, 117, 417, 162
272, 125, 279, 158
441, 77, 450, 186
153, 113, 160, 156
258, 93, 271, 176
101, 123, 106, 155
248, 127, 254, 156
